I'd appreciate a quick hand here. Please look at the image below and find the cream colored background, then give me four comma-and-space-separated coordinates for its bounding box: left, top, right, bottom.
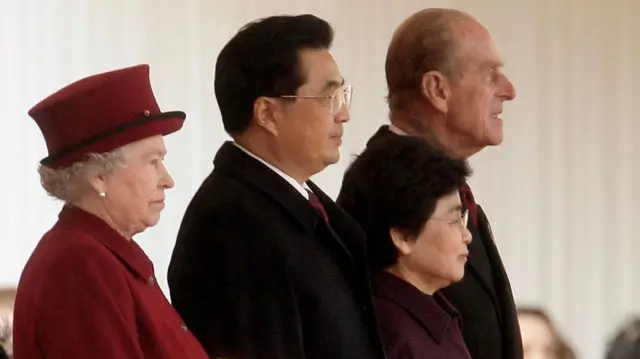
2, 1, 639, 358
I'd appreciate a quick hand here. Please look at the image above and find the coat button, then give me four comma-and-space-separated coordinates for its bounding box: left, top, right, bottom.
148, 276, 155, 284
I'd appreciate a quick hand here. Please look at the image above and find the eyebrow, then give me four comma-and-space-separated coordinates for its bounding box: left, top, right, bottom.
143, 148, 167, 158
448, 204, 465, 215
487, 59, 505, 68
321, 78, 345, 93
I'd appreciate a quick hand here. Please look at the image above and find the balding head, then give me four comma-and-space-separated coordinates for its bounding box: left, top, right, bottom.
386, 8, 476, 111
385, 8, 516, 159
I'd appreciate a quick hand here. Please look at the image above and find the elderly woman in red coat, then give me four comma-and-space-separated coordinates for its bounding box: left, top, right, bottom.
12, 64, 209, 359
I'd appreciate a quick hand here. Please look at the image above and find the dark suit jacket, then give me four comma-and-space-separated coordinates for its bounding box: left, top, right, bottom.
168, 142, 386, 359
338, 126, 523, 359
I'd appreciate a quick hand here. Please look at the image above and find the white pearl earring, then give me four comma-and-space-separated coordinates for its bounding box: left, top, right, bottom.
99, 192, 106, 198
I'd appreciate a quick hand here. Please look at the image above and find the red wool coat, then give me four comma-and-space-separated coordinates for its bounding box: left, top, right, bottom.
12, 206, 209, 359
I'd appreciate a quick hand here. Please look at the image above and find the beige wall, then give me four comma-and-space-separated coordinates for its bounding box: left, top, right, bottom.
0, 288, 15, 354
0, 288, 16, 317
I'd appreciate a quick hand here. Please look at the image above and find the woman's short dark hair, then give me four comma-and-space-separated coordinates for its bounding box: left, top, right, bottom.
336, 135, 471, 272
214, 14, 334, 136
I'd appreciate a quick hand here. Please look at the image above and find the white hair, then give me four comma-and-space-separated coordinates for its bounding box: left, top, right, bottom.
38, 147, 128, 203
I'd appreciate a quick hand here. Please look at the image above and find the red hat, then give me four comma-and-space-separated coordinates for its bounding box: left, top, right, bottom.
28, 64, 186, 168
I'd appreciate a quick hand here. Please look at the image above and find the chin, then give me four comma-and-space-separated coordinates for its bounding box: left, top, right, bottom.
324, 152, 340, 165
145, 215, 161, 228
452, 267, 466, 283
489, 135, 504, 146
486, 126, 504, 145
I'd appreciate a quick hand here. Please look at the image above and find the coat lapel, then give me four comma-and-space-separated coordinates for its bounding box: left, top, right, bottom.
464, 214, 499, 308
213, 142, 354, 261
308, 181, 366, 258
476, 205, 516, 323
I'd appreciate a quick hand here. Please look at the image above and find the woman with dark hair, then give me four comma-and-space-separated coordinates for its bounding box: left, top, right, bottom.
517, 306, 577, 359
338, 135, 473, 359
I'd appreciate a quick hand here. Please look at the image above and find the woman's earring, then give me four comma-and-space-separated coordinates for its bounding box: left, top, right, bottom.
98, 191, 106, 198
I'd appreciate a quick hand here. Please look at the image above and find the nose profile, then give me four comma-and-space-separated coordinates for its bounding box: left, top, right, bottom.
500, 74, 517, 101
463, 227, 473, 244
335, 104, 351, 123
161, 163, 175, 189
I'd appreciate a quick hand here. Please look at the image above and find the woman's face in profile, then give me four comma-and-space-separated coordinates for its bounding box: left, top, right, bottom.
99, 135, 175, 236
520, 313, 558, 359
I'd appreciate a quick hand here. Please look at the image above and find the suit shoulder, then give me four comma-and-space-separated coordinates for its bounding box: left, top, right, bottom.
39, 224, 119, 261
373, 296, 418, 330
175, 182, 279, 255
185, 172, 284, 225
22, 224, 127, 286
16, 224, 132, 317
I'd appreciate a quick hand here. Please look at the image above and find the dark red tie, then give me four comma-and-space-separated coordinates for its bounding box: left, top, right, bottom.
459, 183, 478, 226
307, 190, 329, 224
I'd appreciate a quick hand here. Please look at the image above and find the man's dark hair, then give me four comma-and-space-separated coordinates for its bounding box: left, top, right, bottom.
214, 14, 334, 136
337, 135, 471, 272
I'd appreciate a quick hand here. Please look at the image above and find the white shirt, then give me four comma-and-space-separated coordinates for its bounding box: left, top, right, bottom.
232, 142, 311, 200
388, 124, 408, 136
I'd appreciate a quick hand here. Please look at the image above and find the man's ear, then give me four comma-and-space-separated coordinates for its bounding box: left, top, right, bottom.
389, 227, 414, 256
420, 71, 451, 113
253, 96, 282, 136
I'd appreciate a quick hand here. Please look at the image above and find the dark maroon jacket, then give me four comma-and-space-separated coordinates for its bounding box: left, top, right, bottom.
372, 271, 472, 359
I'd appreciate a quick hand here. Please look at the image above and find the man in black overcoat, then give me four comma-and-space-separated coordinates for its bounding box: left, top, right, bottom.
337, 8, 522, 359
168, 14, 385, 359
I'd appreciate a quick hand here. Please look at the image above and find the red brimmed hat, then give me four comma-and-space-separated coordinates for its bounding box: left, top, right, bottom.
28, 64, 186, 168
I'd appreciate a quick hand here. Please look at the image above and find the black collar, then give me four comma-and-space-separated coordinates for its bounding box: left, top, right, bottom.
213, 141, 328, 231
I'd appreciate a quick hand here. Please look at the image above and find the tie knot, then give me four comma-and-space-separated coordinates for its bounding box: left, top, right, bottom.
459, 183, 478, 226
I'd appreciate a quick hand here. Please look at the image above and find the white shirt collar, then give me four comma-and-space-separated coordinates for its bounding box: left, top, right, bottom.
232, 142, 310, 200
388, 124, 408, 136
